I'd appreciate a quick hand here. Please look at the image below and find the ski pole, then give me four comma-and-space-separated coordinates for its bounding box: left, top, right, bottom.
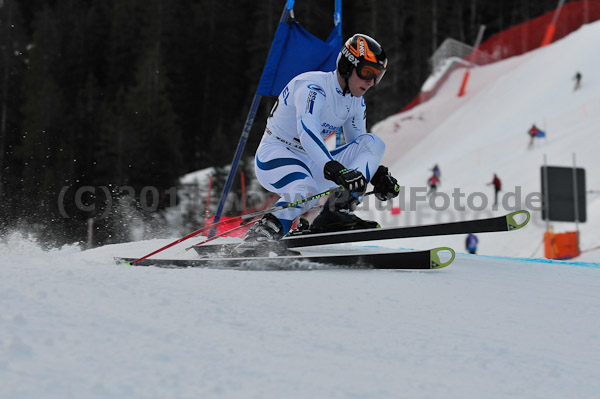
123, 186, 343, 265
185, 203, 327, 252
184, 216, 260, 251
186, 191, 377, 251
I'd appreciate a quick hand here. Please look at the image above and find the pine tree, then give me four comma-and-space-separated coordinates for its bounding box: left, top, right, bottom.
20, 4, 70, 216
0, 0, 27, 214
121, 42, 182, 199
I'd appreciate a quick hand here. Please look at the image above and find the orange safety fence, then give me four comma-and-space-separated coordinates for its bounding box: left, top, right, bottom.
402, 0, 600, 112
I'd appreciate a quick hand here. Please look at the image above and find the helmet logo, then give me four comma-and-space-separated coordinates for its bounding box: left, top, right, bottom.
347, 37, 377, 63
341, 47, 360, 67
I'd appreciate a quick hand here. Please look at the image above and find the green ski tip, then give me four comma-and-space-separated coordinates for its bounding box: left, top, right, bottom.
430, 247, 455, 269
506, 210, 531, 231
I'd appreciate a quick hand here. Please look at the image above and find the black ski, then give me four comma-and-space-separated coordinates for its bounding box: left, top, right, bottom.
115, 247, 455, 270
193, 210, 530, 255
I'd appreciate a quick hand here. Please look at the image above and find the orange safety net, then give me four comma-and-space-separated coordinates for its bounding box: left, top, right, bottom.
403, 0, 600, 112
466, 0, 600, 64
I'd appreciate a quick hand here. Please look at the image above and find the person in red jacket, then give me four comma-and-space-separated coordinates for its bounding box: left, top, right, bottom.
487, 173, 501, 206
528, 124, 539, 149
427, 174, 439, 196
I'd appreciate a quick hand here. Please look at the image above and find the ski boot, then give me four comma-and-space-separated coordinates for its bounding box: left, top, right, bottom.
310, 193, 379, 233
234, 213, 288, 256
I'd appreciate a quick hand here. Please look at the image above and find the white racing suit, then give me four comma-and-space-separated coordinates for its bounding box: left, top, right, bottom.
255, 70, 385, 234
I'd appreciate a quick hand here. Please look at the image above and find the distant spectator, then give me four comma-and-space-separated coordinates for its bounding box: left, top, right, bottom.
487, 173, 501, 206
528, 124, 546, 149
466, 233, 479, 254
573, 71, 582, 91
528, 124, 539, 149
427, 174, 439, 196
431, 164, 441, 178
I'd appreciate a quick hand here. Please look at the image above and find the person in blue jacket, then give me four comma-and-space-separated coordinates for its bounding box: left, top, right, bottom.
466, 233, 478, 254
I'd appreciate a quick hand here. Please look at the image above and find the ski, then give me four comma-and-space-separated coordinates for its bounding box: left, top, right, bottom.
193, 210, 530, 255
115, 247, 455, 270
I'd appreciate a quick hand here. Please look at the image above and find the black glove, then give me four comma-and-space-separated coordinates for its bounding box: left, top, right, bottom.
323, 160, 367, 194
371, 165, 399, 201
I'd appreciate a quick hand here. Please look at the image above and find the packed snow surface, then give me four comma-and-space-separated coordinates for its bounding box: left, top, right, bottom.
1, 233, 599, 399
2, 20, 600, 399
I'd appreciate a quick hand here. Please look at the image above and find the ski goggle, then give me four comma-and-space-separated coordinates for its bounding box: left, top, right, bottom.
356, 63, 386, 84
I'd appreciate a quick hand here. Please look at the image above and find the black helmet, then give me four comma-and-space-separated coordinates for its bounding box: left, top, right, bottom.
337, 34, 387, 84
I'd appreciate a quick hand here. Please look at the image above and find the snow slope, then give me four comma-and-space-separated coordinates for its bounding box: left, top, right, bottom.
368, 21, 600, 262
1, 233, 599, 399
2, 20, 600, 399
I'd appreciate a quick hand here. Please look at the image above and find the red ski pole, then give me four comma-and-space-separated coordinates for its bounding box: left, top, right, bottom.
185, 190, 376, 252
122, 186, 342, 265
184, 216, 260, 251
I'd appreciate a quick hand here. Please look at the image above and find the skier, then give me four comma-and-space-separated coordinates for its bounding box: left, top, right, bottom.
528, 124, 539, 149
465, 233, 478, 254
528, 124, 546, 149
241, 34, 399, 246
573, 71, 582, 91
487, 173, 502, 206
427, 174, 439, 196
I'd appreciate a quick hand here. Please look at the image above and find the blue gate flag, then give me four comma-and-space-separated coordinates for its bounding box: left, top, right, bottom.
257, 20, 342, 97
209, 1, 341, 238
